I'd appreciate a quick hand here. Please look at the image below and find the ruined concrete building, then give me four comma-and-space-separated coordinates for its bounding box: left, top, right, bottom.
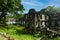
24, 9, 60, 35
24, 9, 49, 34
47, 13, 60, 30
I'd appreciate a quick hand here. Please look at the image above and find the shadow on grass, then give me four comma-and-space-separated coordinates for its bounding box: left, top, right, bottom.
16, 28, 33, 35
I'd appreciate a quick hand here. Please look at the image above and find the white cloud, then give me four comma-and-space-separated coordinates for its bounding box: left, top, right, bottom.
22, 0, 43, 7
22, 1, 37, 6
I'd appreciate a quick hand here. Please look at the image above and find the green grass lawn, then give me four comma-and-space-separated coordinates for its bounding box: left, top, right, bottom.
0, 25, 38, 40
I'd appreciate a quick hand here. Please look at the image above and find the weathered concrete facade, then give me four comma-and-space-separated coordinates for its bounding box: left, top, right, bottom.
6, 18, 16, 24
46, 13, 60, 30
24, 9, 60, 37
24, 9, 49, 34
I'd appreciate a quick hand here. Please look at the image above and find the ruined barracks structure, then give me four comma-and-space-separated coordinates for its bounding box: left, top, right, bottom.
24, 9, 49, 34
24, 9, 60, 34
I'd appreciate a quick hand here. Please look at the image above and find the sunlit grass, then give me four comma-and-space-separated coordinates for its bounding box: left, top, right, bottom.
0, 25, 37, 40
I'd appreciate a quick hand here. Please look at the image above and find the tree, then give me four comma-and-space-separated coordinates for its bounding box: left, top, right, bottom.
0, 0, 24, 19
40, 6, 56, 14
0, 0, 24, 25
56, 7, 60, 13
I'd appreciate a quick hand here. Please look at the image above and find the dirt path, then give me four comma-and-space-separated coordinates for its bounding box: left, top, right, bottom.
0, 32, 14, 40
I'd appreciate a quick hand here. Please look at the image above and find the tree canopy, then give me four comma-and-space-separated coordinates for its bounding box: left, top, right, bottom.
40, 6, 60, 14
0, 0, 24, 19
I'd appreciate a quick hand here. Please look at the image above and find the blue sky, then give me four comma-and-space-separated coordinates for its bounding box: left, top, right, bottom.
21, 0, 60, 13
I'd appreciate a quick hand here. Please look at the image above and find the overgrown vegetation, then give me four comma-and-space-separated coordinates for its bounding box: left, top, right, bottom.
0, 25, 37, 40
0, 25, 60, 40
